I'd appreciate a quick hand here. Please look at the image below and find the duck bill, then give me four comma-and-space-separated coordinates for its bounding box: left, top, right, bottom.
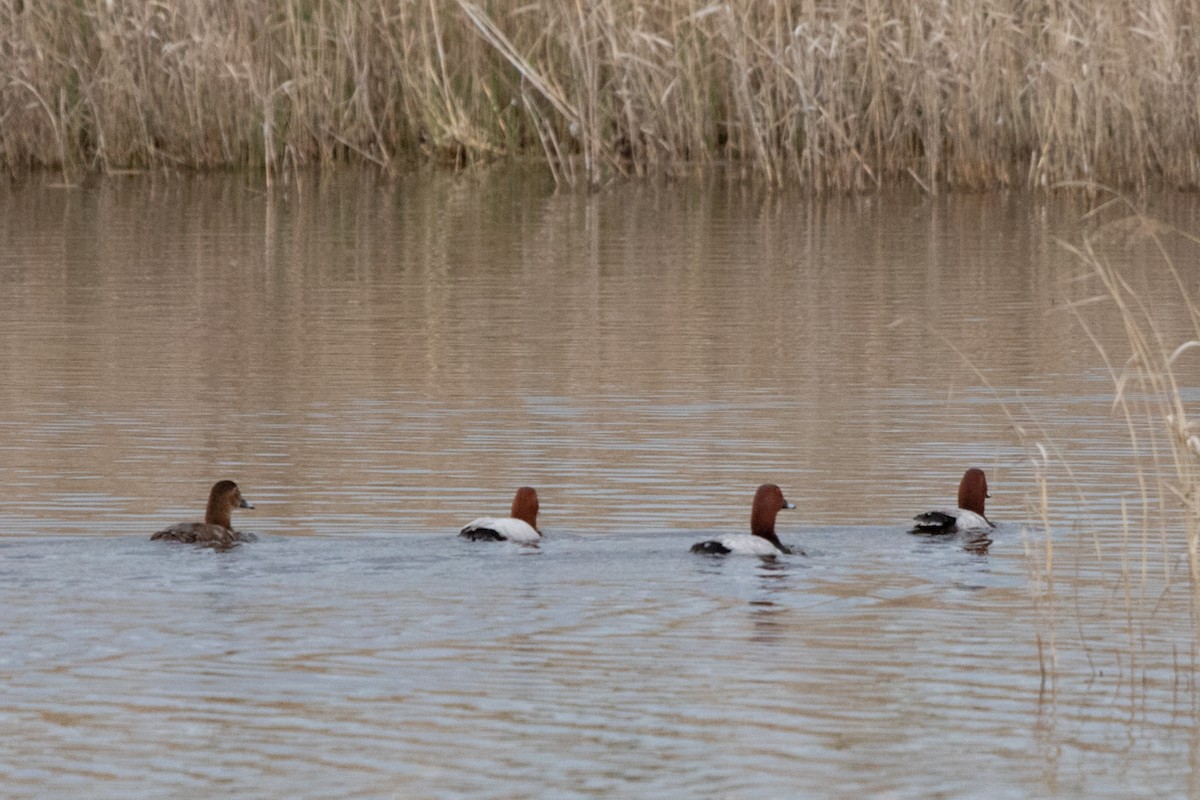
239, 498, 255, 509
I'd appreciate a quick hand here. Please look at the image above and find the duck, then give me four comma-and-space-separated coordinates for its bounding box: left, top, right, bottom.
910, 468, 993, 534
459, 487, 541, 544
150, 480, 255, 547
690, 483, 796, 555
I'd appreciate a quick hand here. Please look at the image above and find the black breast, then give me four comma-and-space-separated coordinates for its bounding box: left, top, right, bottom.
460, 527, 506, 542
690, 540, 733, 555
910, 511, 957, 535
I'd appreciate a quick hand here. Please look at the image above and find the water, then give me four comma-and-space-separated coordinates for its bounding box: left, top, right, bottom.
1, 171, 1198, 798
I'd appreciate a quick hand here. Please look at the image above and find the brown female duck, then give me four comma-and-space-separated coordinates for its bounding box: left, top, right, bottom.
151, 480, 255, 547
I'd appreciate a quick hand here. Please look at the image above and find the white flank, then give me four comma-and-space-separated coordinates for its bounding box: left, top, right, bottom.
460, 516, 541, 544
709, 534, 786, 555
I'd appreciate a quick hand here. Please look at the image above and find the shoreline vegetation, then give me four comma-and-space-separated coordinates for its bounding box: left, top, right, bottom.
4, 0, 1200, 190
1026, 204, 1200, 681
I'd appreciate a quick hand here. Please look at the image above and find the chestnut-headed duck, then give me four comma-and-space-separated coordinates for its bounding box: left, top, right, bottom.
150, 480, 255, 547
690, 483, 796, 556
910, 468, 993, 534
459, 487, 541, 544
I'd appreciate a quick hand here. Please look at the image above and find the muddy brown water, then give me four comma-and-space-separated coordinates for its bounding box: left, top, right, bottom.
1, 171, 1198, 798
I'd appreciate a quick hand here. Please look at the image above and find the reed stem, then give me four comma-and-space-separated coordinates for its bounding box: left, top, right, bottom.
4, 0, 1200, 188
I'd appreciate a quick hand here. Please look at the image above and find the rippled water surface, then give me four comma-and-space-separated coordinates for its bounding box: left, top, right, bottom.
1, 172, 1198, 798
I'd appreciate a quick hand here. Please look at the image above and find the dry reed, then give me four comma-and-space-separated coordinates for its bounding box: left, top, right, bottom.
1064, 201, 1200, 580
1026, 198, 1200, 684
3, 0, 1200, 189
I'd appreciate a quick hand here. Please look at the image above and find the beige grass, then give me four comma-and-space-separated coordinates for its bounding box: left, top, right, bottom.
1025, 199, 1200, 682
1064, 201, 1200, 579
3, 1, 1200, 188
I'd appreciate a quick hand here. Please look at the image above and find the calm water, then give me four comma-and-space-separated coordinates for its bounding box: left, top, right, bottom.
1, 171, 1198, 798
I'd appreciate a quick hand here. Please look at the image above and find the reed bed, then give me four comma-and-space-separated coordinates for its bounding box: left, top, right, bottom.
3, 0, 1200, 189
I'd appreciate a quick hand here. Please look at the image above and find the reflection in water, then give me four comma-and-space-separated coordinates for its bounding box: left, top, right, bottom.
961, 532, 993, 555
747, 599, 788, 645
0, 172, 1197, 798
748, 559, 800, 644
911, 529, 994, 555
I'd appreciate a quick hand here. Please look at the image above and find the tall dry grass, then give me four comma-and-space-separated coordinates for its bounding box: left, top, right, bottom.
3, 0, 1200, 189
1024, 199, 1200, 683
